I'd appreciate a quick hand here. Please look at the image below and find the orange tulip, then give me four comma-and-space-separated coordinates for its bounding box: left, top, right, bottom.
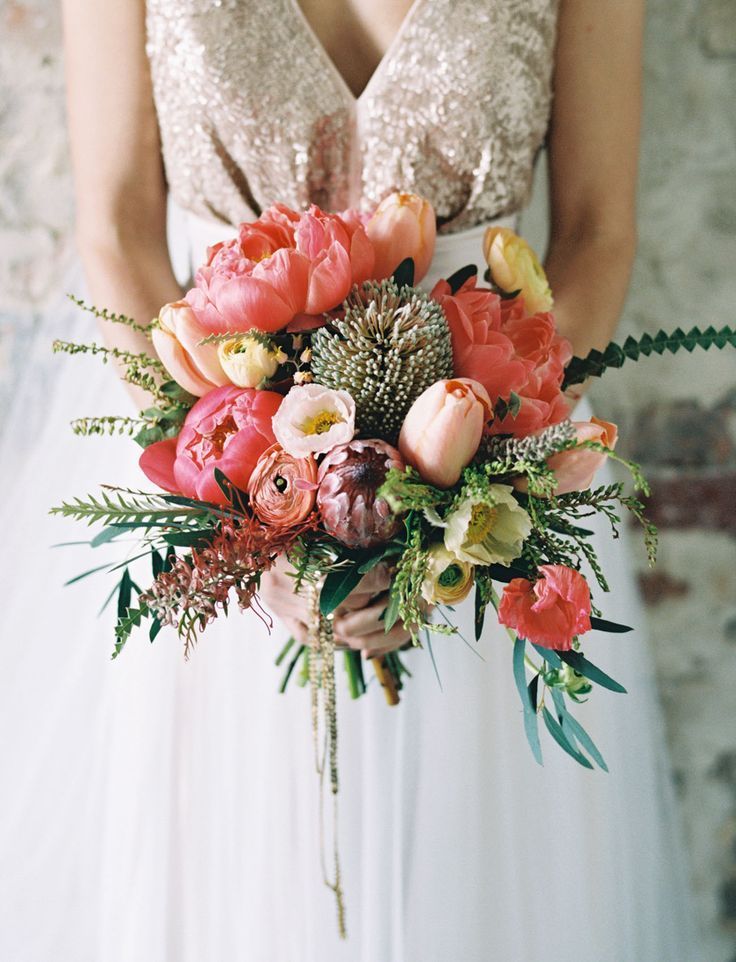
152, 300, 229, 396
398, 378, 492, 488
365, 192, 436, 283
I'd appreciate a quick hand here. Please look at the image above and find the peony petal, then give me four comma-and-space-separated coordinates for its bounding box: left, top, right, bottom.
139, 438, 179, 493
304, 243, 353, 314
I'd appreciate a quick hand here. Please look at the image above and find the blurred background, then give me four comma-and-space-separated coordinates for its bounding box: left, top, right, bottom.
1, 0, 735, 957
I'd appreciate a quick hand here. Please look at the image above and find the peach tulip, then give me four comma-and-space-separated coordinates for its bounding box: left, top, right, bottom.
152, 301, 230, 397
365, 192, 436, 283
547, 417, 618, 495
398, 378, 492, 488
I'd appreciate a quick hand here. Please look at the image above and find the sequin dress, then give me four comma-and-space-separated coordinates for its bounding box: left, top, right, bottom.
0, 2, 700, 961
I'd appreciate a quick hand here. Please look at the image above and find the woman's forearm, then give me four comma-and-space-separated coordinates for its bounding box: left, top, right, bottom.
544, 228, 637, 359
79, 234, 182, 408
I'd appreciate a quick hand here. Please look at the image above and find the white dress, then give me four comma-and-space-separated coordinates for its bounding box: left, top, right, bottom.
0, 1, 700, 960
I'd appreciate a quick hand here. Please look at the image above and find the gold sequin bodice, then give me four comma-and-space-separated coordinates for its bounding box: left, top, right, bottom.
146, 0, 559, 233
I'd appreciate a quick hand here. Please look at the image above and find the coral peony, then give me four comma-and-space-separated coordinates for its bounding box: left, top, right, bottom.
399, 378, 492, 489
498, 564, 592, 650
139, 385, 281, 505
483, 227, 553, 313
317, 439, 405, 548
152, 300, 230, 397
431, 277, 533, 398
186, 204, 375, 335
272, 383, 356, 458
365, 191, 436, 283
247, 443, 318, 526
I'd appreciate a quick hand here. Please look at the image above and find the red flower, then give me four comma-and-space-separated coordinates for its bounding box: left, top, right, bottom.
498, 564, 592, 650
139, 385, 282, 505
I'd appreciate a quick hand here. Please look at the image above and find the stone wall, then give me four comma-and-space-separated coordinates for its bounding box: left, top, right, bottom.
1, 0, 735, 957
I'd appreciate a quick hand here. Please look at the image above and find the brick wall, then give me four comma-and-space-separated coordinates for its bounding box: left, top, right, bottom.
2, 0, 735, 956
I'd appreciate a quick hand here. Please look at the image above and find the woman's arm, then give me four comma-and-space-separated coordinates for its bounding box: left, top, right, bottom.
62, 0, 181, 405
545, 0, 645, 360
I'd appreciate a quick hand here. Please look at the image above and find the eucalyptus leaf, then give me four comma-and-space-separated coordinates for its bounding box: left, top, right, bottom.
558, 650, 627, 694
512, 637, 543, 765
549, 690, 609, 772
474, 584, 486, 642
542, 707, 594, 769
532, 643, 562, 669
590, 616, 633, 634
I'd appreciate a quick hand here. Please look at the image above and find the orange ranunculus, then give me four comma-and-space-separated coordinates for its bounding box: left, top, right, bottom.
247, 443, 318, 527
365, 192, 436, 283
498, 565, 592, 651
152, 300, 230, 397
398, 378, 492, 489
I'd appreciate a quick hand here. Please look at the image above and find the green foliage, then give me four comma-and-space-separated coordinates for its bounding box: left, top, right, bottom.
67, 295, 153, 335
563, 324, 736, 388
50, 486, 221, 529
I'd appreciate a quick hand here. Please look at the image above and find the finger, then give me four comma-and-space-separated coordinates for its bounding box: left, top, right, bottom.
334, 600, 389, 638
355, 625, 413, 655
279, 616, 309, 647
335, 589, 389, 615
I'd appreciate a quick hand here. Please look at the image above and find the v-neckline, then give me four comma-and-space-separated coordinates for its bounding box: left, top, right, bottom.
288, 0, 425, 105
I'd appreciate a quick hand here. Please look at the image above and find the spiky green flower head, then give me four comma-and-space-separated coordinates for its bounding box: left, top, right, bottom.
310, 280, 454, 442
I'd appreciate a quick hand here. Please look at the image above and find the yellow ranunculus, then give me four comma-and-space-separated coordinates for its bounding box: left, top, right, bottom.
421, 545, 475, 605
482, 227, 553, 314
443, 484, 532, 566
217, 334, 283, 388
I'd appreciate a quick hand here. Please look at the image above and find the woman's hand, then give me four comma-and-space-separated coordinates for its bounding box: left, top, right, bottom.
259, 558, 415, 658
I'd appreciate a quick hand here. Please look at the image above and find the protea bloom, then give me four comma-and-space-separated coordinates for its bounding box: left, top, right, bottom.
316, 439, 405, 549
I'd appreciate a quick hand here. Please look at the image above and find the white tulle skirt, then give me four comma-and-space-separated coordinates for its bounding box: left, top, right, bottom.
0, 211, 701, 962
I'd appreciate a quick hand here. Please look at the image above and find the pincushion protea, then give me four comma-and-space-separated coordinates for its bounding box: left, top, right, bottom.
316, 439, 405, 549
309, 279, 453, 442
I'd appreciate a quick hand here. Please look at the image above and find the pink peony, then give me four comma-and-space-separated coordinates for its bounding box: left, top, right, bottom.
498, 565, 592, 650
185, 204, 376, 335
139, 385, 282, 505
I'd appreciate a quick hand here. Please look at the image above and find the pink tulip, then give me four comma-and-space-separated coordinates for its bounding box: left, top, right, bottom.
139, 385, 282, 505
186, 204, 375, 335
398, 378, 492, 488
152, 300, 230, 397
546, 418, 619, 495
365, 192, 436, 283
498, 565, 592, 651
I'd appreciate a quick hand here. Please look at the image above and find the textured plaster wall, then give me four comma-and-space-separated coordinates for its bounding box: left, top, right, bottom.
1, 0, 735, 957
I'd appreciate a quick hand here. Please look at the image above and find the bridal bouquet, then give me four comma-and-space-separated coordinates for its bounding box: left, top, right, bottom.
54, 191, 734, 930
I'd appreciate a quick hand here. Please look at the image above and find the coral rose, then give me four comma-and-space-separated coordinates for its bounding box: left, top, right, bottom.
152, 301, 230, 397
186, 204, 376, 335
483, 227, 553, 313
366, 192, 436, 283
247, 443, 317, 526
431, 277, 533, 398
139, 385, 281, 505
498, 564, 592, 650
399, 378, 492, 489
